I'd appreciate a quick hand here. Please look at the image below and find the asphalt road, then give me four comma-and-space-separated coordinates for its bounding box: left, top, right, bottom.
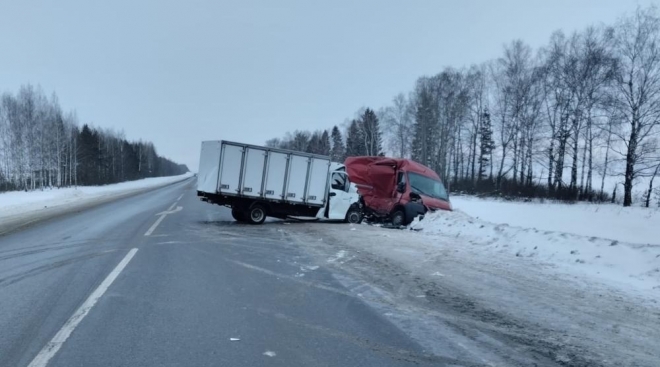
0, 178, 441, 367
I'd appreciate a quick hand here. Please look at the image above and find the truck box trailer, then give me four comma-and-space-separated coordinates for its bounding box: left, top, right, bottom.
197, 140, 362, 224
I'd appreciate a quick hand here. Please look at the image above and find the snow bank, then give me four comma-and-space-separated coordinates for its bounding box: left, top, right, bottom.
450, 196, 660, 245
410, 197, 660, 294
0, 173, 193, 219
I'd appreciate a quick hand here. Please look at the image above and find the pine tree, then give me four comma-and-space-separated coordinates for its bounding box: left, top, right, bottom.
330, 125, 345, 162
411, 85, 436, 166
320, 130, 331, 156
478, 108, 495, 181
359, 108, 383, 156
306, 131, 321, 154
345, 120, 365, 157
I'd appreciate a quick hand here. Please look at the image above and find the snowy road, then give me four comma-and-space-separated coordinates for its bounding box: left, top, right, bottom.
2, 179, 658, 366
0, 178, 442, 367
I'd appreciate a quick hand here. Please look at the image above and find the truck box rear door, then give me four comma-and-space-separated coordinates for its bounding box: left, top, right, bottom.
197, 141, 221, 193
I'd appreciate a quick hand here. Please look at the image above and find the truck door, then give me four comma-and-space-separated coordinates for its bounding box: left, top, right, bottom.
327, 172, 352, 220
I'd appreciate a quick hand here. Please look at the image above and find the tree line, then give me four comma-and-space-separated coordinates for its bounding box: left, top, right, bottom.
266, 107, 385, 160
0, 84, 188, 192
267, 6, 660, 207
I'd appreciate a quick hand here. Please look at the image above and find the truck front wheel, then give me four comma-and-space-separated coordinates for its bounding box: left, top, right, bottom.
247, 204, 267, 225
345, 206, 363, 224
391, 209, 406, 227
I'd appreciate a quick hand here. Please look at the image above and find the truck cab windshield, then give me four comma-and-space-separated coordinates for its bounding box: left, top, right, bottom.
408, 172, 448, 201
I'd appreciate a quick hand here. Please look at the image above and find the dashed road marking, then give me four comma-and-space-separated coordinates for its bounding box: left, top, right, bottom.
27, 248, 138, 367
145, 202, 179, 236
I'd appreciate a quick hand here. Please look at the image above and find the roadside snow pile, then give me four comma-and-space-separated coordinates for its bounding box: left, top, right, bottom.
410, 197, 660, 293
0, 173, 192, 218
450, 195, 660, 245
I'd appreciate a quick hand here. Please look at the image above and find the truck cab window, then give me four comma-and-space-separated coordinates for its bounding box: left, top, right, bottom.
332, 172, 348, 192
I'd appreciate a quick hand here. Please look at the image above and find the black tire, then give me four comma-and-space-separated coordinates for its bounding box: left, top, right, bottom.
246, 204, 267, 225
345, 206, 363, 224
391, 209, 406, 226
231, 208, 246, 222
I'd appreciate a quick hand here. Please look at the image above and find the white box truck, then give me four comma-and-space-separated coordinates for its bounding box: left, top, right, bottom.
196, 140, 362, 224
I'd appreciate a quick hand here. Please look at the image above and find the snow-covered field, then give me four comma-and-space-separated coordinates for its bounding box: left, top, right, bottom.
411, 195, 660, 295
0, 173, 193, 231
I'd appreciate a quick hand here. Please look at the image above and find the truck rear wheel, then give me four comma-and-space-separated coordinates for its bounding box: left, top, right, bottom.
247, 204, 267, 225
231, 208, 246, 222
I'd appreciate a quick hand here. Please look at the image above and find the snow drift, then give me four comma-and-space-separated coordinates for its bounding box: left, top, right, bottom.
410, 196, 660, 295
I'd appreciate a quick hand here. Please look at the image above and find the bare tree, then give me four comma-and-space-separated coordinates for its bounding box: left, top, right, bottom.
380, 93, 414, 158
612, 6, 660, 206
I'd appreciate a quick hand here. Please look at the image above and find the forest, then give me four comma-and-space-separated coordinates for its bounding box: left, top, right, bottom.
266, 6, 660, 207
0, 84, 188, 193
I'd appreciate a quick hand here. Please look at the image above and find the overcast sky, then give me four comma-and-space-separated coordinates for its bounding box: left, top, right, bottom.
0, 0, 656, 171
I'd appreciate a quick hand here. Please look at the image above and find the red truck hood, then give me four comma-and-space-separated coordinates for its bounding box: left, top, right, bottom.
345, 156, 399, 196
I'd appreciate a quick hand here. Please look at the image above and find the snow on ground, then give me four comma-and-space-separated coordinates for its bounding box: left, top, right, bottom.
410, 195, 660, 296
450, 195, 660, 245
0, 173, 193, 220
294, 219, 660, 366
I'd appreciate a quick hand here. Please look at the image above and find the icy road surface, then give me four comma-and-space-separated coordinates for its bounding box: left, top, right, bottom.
0, 178, 440, 367
1, 179, 658, 366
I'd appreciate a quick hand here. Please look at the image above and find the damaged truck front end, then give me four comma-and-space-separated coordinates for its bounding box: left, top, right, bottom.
345, 156, 451, 226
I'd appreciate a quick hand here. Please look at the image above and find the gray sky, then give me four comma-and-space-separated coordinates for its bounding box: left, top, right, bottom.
0, 0, 655, 171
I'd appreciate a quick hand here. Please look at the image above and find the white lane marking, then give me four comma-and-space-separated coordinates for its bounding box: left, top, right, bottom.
144, 202, 178, 236
27, 248, 138, 367
176, 193, 184, 202
156, 206, 182, 216
144, 215, 167, 236
263, 351, 276, 357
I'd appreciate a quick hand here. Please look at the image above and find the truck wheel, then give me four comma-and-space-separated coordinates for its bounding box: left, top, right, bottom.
391, 209, 406, 226
231, 208, 246, 222
247, 204, 267, 225
345, 206, 363, 224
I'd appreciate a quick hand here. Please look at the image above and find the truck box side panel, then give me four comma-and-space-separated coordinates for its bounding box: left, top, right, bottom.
218, 143, 244, 194
263, 152, 288, 200
306, 158, 330, 205
197, 141, 222, 193
241, 147, 267, 197
285, 155, 309, 203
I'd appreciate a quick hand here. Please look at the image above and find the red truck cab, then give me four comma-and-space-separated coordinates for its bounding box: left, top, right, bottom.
344, 156, 451, 225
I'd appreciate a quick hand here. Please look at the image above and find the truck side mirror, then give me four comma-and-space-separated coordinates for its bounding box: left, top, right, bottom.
396, 182, 406, 193
329, 192, 337, 197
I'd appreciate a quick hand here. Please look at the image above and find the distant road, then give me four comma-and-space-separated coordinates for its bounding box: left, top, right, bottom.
0, 178, 440, 367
